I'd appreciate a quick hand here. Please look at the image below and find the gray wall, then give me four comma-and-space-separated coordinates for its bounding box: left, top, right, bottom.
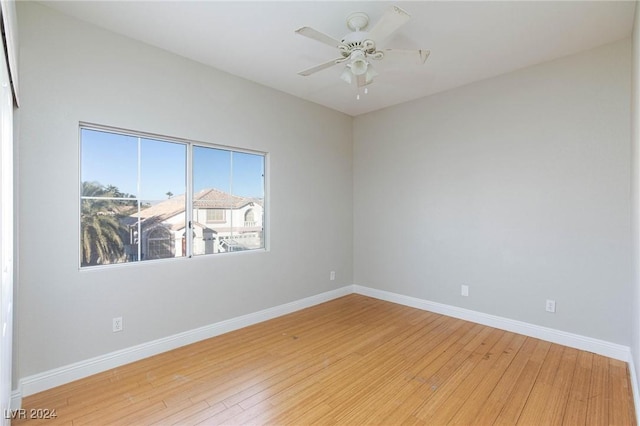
353, 39, 632, 345
15, 2, 353, 378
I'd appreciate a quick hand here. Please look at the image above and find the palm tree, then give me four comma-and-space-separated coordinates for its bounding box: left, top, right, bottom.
81, 181, 127, 266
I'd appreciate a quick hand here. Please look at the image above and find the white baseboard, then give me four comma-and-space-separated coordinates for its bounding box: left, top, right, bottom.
353, 285, 631, 362
10, 389, 21, 411
17, 285, 354, 400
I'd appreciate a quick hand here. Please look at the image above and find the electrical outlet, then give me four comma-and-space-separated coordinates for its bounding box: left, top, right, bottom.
545, 300, 556, 313
330, 271, 335, 281
461, 285, 469, 297
113, 317, 123, 332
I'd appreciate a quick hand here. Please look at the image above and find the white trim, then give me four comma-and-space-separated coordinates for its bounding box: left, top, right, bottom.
10, 390, 20, 411
18, 286, 353, 397
1, 0, 20, 104
353, 285, 631, 362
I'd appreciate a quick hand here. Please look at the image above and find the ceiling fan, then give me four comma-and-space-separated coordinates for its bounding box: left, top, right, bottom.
295, 6, 430, 88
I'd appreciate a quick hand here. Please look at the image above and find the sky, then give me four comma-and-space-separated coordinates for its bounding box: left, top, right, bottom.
80, 128, 265, 201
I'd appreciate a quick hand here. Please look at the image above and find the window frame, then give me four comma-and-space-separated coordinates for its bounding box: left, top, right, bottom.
78, 122, 268, 269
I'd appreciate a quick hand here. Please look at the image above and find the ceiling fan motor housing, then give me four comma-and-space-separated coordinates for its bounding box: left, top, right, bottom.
340, 11, 380, 59
340, 33, 377, 58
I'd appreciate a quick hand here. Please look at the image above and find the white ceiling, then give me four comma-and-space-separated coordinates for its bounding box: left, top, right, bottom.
40, 1, 636, 117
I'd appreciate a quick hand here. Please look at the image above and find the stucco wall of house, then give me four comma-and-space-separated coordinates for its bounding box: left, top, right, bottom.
15, 2, 353, 379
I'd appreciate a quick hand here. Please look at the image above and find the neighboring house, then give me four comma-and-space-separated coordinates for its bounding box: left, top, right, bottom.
124, 188, 263, 260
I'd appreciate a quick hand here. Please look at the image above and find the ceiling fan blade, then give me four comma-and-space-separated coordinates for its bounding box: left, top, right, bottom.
382, 49, 430, 65
295, 27, 343, 49
368, 6, 411, 42
298, 58, 344, 76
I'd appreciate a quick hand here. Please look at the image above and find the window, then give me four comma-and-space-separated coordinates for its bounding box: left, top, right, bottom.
80, 125, 266, 267
206, 209, 225, 223
191, 146, 264, 255
245, 209, 255, 227
146, 227, 173, 260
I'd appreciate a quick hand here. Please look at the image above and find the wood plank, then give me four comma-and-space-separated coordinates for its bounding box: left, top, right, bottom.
447, 333, 527, 425
418, 330, 517, 424
610, 359, 636, 426
563, 350, 593, 425
586, 354, 610, 425
285, 315, 455, 413
141, 399, 210, 425
515, 343, 564, 425
378, 323, 491, 424
538, 346, 579, 424
464, 337, 550, 425
323, 322, 491, 422
192, 403, 243, 425
335, 318, 476, 424
155, 401, 227, 425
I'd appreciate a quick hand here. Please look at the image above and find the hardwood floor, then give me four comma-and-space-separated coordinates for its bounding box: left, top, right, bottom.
15, 295, 636, 425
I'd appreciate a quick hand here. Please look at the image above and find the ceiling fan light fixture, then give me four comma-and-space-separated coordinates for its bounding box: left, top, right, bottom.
365, 64, 378, 84
340, 66, 353, 84
351, 59, 368, 76
349, 50, 368, 76
341, 60, 378, 86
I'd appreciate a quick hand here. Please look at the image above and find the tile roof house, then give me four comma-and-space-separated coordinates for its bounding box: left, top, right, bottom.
125, 188, 263, 260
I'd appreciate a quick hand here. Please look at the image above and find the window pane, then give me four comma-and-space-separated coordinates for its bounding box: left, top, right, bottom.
137, 139, 187, 261
231, 152, 265, 250
139, 138, 186, 201
81, 129, 138, 198
193, 146, 231, 194
231, 152, 264, 199
192, 147, 265, 254
192, 146, 232, 256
